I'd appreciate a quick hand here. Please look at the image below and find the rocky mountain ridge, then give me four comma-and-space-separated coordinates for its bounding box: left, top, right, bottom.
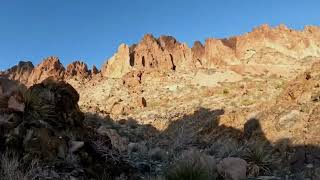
2, 24, 320, 85
2, 24, 320, 179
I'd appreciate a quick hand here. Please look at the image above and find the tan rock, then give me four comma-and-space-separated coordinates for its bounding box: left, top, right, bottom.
101, 44, 132, 78
134, 96, 147, 108
8, 95, 25, 112
110, 103, 125, 115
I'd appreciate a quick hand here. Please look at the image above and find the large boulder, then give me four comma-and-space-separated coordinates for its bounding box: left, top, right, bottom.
217, 157, 247, 180
0, 78, 26, 112
26, 78, 84, 127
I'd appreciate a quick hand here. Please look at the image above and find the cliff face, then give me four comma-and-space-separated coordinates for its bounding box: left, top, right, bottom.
101, 24, 320, 78
2, 24, 320, 84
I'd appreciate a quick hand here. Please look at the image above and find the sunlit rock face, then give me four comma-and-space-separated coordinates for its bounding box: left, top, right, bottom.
101, 25, 320, 78
27, 56, 65, 85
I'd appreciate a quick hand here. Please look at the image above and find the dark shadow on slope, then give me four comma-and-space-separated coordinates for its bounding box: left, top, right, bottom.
83, 106, 320, 178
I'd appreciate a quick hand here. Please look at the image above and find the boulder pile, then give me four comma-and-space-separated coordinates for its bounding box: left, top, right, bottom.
0, 78, 135, 179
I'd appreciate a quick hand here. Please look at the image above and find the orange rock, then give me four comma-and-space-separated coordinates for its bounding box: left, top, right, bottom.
27, 56, 65, 85
65, 61, 90, 79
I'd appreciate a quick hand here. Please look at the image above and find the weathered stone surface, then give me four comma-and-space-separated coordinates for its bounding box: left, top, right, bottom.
217, 157, 247, 180
8, 95, 25, 112
27, 78, 84, 127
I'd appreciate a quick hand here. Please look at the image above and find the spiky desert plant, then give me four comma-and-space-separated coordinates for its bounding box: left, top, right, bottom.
241, 141, 275, 177
165, 150, 217, 180
23, 88, 56, 122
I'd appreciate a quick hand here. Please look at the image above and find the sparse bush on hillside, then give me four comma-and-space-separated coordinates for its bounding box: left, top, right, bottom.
165, 150, 217, 180
241, 98, 255, 106
207, 138, 242, 158
222, 88, 229, 95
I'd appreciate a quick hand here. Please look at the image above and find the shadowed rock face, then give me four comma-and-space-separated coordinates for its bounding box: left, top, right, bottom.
0, 79, 134, 179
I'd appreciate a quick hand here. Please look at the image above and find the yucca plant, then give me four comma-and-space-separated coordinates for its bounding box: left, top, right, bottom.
23, 88, 56, 122
241, 141, 275, 177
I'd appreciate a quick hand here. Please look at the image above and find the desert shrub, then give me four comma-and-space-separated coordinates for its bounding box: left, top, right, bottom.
165, 150, 217, 180
0, 152, 24, 180
241, 141, 276, 177
222, 89, 229, 95
241, 98, 255, 106
207, 138, 242, 158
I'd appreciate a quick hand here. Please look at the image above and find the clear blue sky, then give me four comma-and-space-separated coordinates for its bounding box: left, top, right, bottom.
0, 0, 319, 70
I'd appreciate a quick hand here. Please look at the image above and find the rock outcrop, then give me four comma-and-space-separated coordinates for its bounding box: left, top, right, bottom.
65, 61, 91, 79
27, 56, 65, 85
2, 24, 320, 84
0, 61, 34, 84
101, 44, 132, 78
1, 58, 96, 86
101, 24, 320, 78
0, 78, 134, 179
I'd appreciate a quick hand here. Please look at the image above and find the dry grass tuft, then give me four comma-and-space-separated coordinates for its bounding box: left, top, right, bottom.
165, 150, 217, 180
0, 152, 38, 180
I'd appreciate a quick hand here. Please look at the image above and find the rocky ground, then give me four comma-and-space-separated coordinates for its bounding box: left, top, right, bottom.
1, 25, 320, 179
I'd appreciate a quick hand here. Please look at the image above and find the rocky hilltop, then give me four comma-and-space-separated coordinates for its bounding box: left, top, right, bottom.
1, 24, 320, 179
2, 24, 320, 84
102, 24, 320, 78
